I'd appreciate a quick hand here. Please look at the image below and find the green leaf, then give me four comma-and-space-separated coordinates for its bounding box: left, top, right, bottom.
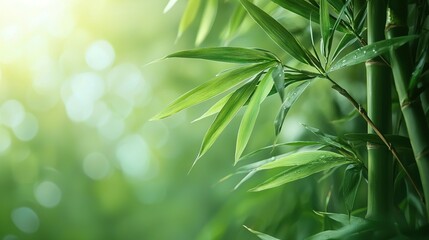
274, 81, 310, 135
320, 0, 331, 58
195, 0, 218, 45
251, 152, 351, 191
238, 141, 323, 163
272, 63, 285, 102
177, 0, 201, 39
192, 93, 232, 122
164, 0, 179, 13
341, 165, 363, 212
304, 124, 355, 155
235, 68, 275, 163
343, 133, 412, 149
331, 33, 358, 67
223, 4, 247, 40
257, 150, 350, 170
329, 35, 419, 72
409, 43, 428, 92
243, 225, 281, 240
193, 76, 260, 167
240, 0, 315, 66
166, 47, 278, 63
271, 0, 347, 32
152, 61, 275, 120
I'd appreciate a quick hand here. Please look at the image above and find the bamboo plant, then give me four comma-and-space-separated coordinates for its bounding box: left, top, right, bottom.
155, 0, 429, 238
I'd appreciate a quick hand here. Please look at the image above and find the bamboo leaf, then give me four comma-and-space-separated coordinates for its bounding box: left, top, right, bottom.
195, 0, 218, 46
235, 68, 275, 163
320, 0, 331, 58
257, 151, 350, 170
272, 63, 285, 101
240, 0, 315, 66
329, 35, 419, 72
243, 225, 281, 240
274, 81, 310, 135
341, 165, 363, 212
271, 0, 347, 32
251, 153, 351, 191
304, 124, 355, 154
223, 4, 247, 40
164, 0, 179, 13
331, 33, 358, 64
343, 133, 412, 149
192, 93, 232, 122
177, 0, 201, 39
152, 61, 275, 120
194, 76, 260, 166
166, 47, 278, 63
409, 43, 428, 92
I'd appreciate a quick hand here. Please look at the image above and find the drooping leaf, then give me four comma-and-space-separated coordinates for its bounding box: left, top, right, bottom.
274, 81, 310, 135
235, 68, 275, 163
257, 150, 350, 170
329, 35, 419, 72
243, 225, 281, 240
193, 76, 260, 167
240, 0, 317, 67
152, 61, 275, 120
195, 0, 218, 45
166, 47, 278, 63
320, 0, 331, 58
341, 165, 363, 212
223, 4, 247, 40
251, 153, 351, 191
164, 0, 179, 13
192, 93, 232, 122
303, 124, 355, 155
272, 63, 285, 101
328, 0, 345, 13
177, 0, 201, 39
271, 0, 347, 32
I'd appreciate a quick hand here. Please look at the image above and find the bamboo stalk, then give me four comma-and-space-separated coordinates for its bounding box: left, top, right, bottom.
365, 0, 393, 221
387, 0, 429, 218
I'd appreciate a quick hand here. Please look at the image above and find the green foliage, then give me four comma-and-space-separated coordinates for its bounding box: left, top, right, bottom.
157, 0, 429, 238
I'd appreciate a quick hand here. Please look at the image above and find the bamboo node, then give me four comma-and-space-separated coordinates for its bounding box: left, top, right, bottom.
416, 147, 429, 161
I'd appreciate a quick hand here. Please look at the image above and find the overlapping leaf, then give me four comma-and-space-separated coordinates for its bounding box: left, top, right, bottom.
166, 47, 277, 63
235, 68, 275, 163
196, 0, 218, 45
329, 35, 419, 72
274, 81, 310, 135
177, 0, 201, 39
193, 76, 260, 168
240, 0, 317, 67
152, 61, 275, 120
250, 151, 352, 191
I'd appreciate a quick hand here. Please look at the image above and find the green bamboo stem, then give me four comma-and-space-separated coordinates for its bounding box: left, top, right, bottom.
365, 0, 393, 221
387, 0, 429, 218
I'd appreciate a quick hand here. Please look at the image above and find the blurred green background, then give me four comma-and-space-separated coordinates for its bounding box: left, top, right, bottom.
0, 0, 367, 239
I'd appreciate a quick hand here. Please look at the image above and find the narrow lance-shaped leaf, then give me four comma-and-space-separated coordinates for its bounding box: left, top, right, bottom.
166, 47, 277, 63
251, 152, 352, 191
195, 0, 218, 46
152, 61, 275, 120
342, 165, 363, 212
329, 35, 419, 72
409, 43, 428, 92
274, 81, 310, 135
193, 76, 260, 168
320, 0, 331, 58
222, 4, 247, 41
192, 93, 232, 123
240, 0, 314, 66
257, 150, 349, 170
272, 63, 285, 102
243, 225, 281, 240
331, 33, 357, 64
164, 0, 179, 13
235, 68, 275, 163
177, 0, 201, 39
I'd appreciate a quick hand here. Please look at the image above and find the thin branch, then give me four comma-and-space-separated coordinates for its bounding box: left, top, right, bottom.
326, 76, 424, 202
